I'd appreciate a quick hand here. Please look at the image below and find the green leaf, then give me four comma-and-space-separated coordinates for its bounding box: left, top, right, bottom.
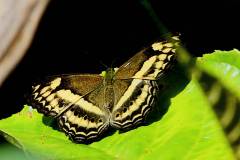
197, 49, 240, 100
0, 50, 237, 160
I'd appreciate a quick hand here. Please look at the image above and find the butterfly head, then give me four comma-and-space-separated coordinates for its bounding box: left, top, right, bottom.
100, 68, 119, 81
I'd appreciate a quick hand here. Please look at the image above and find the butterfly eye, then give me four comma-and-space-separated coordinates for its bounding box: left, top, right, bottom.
98, 119, 103, 123
123, 107, 127, 113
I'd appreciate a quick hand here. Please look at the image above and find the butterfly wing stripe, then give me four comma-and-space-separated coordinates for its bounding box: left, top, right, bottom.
53, 90, 106, 116
113, 94, 154, 128
113, 79, 143, 112
75, 98, 105, 116
120, 84, 149, 119
38, 78, 61, 94
132, 56, 158, 78
35, 89, 82, 116
59, 117, 106, 136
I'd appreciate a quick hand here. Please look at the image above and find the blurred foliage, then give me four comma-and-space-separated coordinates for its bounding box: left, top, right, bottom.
196, 50, 240, 159
0, 143, 28, 160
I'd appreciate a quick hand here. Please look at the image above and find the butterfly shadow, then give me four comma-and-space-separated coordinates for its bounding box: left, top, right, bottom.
42, 116, 59, 130
146, 64, 190, 125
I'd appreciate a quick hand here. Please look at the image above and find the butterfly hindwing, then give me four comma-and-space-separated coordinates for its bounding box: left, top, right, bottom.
58, 104, 109, 143
110, 79, 158, 129
57, 80, 115, 143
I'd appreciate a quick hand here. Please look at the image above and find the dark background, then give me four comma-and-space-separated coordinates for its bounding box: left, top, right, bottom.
0, 0, 239, 120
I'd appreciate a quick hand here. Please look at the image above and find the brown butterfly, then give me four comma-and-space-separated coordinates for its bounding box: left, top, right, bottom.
28, 36, 180, 143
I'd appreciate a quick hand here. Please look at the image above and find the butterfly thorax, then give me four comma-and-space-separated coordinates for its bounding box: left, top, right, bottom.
101, 68, 116, 110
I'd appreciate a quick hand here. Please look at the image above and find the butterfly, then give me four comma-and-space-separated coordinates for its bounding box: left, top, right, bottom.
27, 35, 180, 143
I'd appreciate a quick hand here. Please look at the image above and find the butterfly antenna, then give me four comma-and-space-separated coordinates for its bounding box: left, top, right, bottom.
141, 0, 169, 35
110, 58, 117, 69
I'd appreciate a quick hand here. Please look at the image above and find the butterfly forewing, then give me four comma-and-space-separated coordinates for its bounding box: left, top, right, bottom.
29, 74, 111, 142
115, 36, 179, 80
29, 74, 103, 116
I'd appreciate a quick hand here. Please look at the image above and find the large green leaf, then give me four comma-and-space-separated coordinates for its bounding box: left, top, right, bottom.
0, 50, 237, 160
